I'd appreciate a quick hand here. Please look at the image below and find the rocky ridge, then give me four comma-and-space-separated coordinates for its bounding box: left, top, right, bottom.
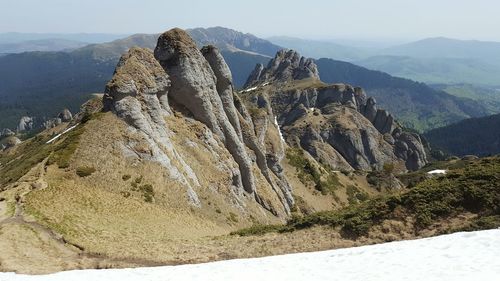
243, 50, 427, 172
103, 29, 294, 215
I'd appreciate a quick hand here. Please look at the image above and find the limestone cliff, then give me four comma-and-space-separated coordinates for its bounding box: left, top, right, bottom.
242, 50, 427, 172
103, 29, 294, 215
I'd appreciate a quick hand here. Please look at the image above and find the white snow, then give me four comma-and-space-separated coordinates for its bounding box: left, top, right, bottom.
46, 124, 78, 144
427, 169, 447, 175
241, 86, 258, 93
2, 229, 499, 281
274, 116, 285, 143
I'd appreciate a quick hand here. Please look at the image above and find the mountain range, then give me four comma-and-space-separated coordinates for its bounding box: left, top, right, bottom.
0, 27, 495, 133
1, 28, 499, 274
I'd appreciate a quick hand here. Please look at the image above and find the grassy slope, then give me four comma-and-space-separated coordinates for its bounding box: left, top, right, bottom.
233, 156, 500, 237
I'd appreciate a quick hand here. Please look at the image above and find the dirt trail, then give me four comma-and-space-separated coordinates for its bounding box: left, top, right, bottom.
0, 159, 161, 274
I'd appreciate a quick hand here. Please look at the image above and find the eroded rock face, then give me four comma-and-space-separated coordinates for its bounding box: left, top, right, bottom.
104, 47, 201, 206
154, 28, 256, 194
103, 30, 294, 216
241, 51, 428, 172
245, 49, 320, 87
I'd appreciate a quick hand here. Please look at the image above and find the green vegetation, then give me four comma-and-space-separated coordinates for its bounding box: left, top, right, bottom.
286, 147, 342, 195
139, 184, 154, 203
316, 58, 488, 132
424, 113, 500, 157
346, 185, 369, 204
75, 166, 96, 177
47, 124, 85, 168
0, 135, 52, 186
234, 157, 500, 238
227, 212, 239, 223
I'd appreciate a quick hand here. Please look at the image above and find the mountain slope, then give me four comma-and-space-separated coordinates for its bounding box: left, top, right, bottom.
267, 36, 368, 61
424, 113, 500, 157
357, 55, 500, 86
0, 38, 88, 54
0, 28, 277, 129
189, 26, 281, 57
315, 58, 488, 131
381, 37, 500, 62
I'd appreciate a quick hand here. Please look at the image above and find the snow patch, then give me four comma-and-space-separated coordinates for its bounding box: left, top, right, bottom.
1, 229, 499, 280
241, 86, 258, 93
274, 116, 285, 143
46, 124, 79, 144
427, 169, 447, 175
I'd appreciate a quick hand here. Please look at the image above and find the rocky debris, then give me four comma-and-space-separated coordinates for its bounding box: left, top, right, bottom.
244, 49, 320, 87
16, 116, 35, 132
58, 109, 73, 122
154, 28, 256, 194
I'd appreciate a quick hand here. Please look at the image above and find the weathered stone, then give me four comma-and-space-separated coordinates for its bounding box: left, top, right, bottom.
58, 109, 73, 122
17, 116, 35, 132
244, 49, 320, 87
154, 28, 256, 194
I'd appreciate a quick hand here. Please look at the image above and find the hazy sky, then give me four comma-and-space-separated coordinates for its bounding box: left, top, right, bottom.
2, 0, 500, 41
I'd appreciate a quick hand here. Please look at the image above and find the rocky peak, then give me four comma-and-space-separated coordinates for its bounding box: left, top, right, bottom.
58, 109, 73, 122
102, 28, 294, 216
245, 49, 320, 88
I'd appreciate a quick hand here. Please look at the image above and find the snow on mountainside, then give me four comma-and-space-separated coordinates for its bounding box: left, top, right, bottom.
2, 229, 499, 281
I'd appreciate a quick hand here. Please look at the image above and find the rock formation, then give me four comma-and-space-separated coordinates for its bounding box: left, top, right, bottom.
244, 49, 320, 88
103, 29, 294, 215
241, 52, 428, 172
16, 116, 35, 132
58, 109, 73, 122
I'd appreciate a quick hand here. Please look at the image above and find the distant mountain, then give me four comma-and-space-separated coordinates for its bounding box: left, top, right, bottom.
189, 26, 281, 56
0, 38, 89, 53
424, 113, 500, 157
380, 37, 500, 62
432, 84, 500, 115
0, 27, 278, 129
315, 58, 489, 131
267, 36, 368, 61
271, 36, 500, 87
356, 55, 500, 86
0, 32, 128, 44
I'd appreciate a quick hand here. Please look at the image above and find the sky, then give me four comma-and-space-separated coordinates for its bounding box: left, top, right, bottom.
1, 0, 500, 41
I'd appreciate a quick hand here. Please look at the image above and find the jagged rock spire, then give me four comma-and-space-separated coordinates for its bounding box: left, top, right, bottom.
245, 49, 320, 88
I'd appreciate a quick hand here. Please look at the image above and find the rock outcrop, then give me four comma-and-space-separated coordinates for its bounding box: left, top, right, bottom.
244, 49, 320, 88
103, 29, 294, 216
241, 52, 428, 172
154, 29, 255, 194
16, 116, 35, 132
58, 109, 73, 122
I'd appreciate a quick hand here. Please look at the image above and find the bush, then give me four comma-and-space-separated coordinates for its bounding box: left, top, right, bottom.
122, 174, 131, 181
76, 166, 96, 177
232, 156, 500, 238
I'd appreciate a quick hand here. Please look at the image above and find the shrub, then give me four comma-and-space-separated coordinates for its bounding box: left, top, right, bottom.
122, 174, 131, 181
76, 166, 96, 177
